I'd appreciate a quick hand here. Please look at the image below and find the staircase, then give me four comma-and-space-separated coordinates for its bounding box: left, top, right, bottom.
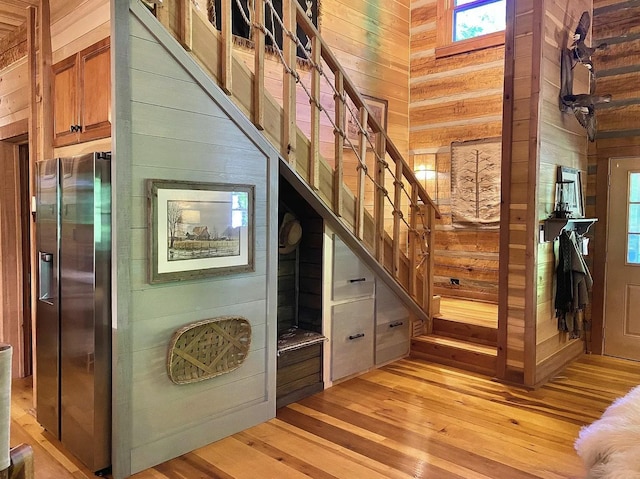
411, 298, 498, 375
148, 0, 504, 377
151, 0, 439, 324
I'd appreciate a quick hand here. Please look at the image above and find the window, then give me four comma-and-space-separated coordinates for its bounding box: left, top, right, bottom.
627, 173, 640, 264
436, 0, 506, 58
212, 0, 319, 57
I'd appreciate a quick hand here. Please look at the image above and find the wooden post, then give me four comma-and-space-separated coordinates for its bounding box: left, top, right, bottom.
221, 0, 232, 93
392, 161, 403, 278
309, 36, 321, 190
409, 186, 418, 299
180, 0, 193, 51
282, 0, 297, 165
333, 71, 344, 217
374, 131, 386, 262
38, 0, 53, 163
155, 0, 170, 28
355, 106, 368, 240
27, 7, 37, 167
253, 0, 265, 129
424, 206, 435, 318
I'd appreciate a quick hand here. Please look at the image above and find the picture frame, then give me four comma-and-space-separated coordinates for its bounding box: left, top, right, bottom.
147, 179, 255, 284
557, 166, 584, 218
343, 94, 388, 149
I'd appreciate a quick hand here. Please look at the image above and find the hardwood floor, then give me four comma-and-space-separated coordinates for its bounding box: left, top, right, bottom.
437, 297, 498, 328
10, 354, 640, 479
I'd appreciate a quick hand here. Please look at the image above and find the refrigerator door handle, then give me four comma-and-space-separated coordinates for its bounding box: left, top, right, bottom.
38, 251, 54, 303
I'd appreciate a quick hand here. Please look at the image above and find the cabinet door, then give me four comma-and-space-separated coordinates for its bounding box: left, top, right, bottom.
375, 282, 410, 365
331, 298, 374, 381
332, 236, 374, 301
52, 55, 79, 147
52, 38, 111, 148
79, 38, 111, 142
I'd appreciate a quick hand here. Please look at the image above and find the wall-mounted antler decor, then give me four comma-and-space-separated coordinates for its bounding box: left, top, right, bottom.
559, 11, 611, 142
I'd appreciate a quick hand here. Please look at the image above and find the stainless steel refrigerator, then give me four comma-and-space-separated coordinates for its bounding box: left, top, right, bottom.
35, 152, 111, 474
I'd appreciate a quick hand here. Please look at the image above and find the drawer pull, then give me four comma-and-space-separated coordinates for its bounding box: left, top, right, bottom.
348, 333, 365, 340
389, 321, 404, 328
348, 277, 367, 283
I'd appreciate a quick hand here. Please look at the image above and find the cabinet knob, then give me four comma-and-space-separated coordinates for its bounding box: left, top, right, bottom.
389, 321, 404, 328
69, 124, 82, 133
348, 333, 365, 340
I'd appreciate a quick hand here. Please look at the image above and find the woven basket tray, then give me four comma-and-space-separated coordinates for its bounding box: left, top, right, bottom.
167, 316, 252, 385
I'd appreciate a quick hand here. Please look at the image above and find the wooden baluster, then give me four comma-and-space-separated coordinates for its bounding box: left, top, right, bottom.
282, 0, 297, 165
309, 36, 321, 190
333, 71, 344, 217
392, 161, 403, 278
253, 0, 265, 130
180, 0, 192, 50
374, 130, 386, 262
355, 106, 368, 240
156, 0, 170, 28
221, 0, 232, 94
409, 185, 419, 300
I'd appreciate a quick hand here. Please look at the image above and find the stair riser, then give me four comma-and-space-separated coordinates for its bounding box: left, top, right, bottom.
410, 340, 497, 376
432, 318, 497, 347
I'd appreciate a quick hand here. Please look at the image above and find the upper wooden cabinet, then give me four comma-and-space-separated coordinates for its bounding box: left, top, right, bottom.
52, 38, 111, 147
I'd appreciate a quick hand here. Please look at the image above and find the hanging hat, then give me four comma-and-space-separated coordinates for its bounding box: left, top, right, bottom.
279, 213, 302, 255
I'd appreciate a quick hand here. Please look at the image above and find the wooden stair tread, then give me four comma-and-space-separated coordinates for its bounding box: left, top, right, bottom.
413, 334, 497, 356
433, 313, 497, 329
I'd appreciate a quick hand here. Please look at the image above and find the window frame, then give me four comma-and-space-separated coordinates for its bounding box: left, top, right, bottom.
436, 0, 506, 58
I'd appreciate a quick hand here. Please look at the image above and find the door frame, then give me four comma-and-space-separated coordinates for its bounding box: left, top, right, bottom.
601, 156, 640, 359
591, 156, 640, 355
0, 119, 31, 378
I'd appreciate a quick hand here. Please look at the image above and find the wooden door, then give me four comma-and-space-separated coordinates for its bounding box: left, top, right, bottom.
52, 54, 79, 147
604, 157, 640, 360
79, 37, 111, 142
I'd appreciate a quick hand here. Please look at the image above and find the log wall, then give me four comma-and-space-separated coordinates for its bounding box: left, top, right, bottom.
590, 0, 640, 353
409, 0, 504, 302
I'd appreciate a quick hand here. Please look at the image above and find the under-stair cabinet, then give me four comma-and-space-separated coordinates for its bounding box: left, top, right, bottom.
330, 235, 411, 382
52, 37, 111, 147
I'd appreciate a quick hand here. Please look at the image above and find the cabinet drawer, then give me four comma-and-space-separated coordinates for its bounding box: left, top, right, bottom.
375, 318, 410, 365
331, 299, 374, 381
332, 236, 374, 301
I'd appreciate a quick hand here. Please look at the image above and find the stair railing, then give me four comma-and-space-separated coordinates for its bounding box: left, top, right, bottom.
156, 0, 440, 317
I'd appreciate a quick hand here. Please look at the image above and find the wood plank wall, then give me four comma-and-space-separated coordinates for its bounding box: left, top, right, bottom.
534, 0, 591, 386
0, 58, 29, 130
500, 0, 591, 387
589, 0, 640, 353
409, 0, 504, 302
123, 7, 278, 474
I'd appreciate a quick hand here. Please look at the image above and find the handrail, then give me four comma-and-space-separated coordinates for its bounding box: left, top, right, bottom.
156, 0, 439, 315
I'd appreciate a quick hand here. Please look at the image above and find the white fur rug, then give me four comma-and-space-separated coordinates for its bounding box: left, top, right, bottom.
575, 385, 640, 479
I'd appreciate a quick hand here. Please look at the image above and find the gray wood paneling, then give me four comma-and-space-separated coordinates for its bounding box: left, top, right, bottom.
119, 4, 278, 475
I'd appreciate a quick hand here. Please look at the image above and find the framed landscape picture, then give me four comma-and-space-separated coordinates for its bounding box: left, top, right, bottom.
147, 179, 255, 283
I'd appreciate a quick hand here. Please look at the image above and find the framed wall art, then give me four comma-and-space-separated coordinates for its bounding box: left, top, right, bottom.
557, 166, 584, 218
147, 179, 255, 283
343, 94, 388, 149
